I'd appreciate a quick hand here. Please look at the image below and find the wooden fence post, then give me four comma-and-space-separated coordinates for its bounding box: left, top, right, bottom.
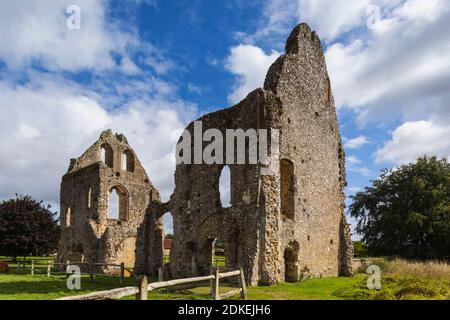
89, 263, 94, 282
238, 267, 247, 299
17, 259, 20, 272
209, 267, 214, 298
214, 268, 220, 300
47, 260, 51, 277
136, 275, 148, 300
31, 260, 35, 275
158, 267, 164, 282
120, 263, 125, 286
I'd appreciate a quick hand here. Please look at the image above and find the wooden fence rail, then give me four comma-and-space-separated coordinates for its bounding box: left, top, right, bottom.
15, 260, 131, 286
56, 267, 247, 301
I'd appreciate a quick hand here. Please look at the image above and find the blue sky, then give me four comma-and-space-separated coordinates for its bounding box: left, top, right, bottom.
0, 0, 449, 237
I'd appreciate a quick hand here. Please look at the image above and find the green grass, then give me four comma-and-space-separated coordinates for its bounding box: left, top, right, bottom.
0, 272, 137, 300
128, 275, 364, 300
1, 258, 449, 300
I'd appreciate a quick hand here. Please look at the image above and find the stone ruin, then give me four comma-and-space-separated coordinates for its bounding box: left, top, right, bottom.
58, 23, 353, 285
58, 130, 160, 273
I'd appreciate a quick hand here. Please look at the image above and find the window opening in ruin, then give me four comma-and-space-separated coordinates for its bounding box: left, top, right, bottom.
66, 206, 71, 227
280, 159, 295, 219
100, 143, 114, 168
284, 241, 299, 282
162, 212, 174, 264
219, 165, 231, 208
108, 185, 128, 221
121, 149, 135, 172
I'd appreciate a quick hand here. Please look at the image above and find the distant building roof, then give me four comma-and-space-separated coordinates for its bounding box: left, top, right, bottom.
164, 239, 173, 250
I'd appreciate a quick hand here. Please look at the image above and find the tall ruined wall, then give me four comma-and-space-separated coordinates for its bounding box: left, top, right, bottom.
164, 89, 282, 286
58, 22, 353, 284
264, 23, 353, 278
164, 22, 352, 285
58, 130, 160, 272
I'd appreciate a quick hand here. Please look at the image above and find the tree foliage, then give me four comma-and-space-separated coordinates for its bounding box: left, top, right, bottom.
0, 195, 60, 257
349, 156, 450, 259
353, 241, 368, 257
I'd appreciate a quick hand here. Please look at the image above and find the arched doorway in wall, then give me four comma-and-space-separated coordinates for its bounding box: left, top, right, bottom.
195, 237, 227, 275
280, 158, 295, 219
284, 240, 300, 282
162, 212, 173, 265
212, 238, 227, 269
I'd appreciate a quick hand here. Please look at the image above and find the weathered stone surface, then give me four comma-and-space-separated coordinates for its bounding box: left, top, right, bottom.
154, 22, 353, 285
57, 130, 160, 272
58, 22, 353, 284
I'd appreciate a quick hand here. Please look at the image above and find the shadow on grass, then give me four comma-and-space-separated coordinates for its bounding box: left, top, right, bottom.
0, 273, 137, 299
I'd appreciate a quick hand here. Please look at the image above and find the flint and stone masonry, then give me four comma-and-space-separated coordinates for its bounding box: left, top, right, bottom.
58, 23, 353, 285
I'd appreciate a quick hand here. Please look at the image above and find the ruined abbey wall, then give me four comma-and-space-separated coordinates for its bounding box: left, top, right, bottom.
58, 130, 160, 272
58, 23, 353, 284
155, 23, 353, 285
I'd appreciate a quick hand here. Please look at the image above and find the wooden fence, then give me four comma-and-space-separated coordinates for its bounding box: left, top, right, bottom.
56, 267, 247, 301
16, 259, 133, 286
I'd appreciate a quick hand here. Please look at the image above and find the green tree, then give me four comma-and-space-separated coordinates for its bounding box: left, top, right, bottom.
353, 241, 368, 257
0, 195, 60, 258
349, 156, 450, 260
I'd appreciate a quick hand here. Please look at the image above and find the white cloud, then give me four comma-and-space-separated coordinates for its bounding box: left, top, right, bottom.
242, 0, 403, 45
0, 78, 196, 207
236, 0, 450, 124
187, 83, 204, 95
226, 44, 280, 104
346, 155, 373, 177
0, 0, 170, 76
375, 119, 450, 165
233, 0, 450, 172
324, 0, 450, 123
0, 0, 197, 212
144, 56, 175, 75
345, 136, 370, 149
346, 155, 362, 165
0, 0, 117, 71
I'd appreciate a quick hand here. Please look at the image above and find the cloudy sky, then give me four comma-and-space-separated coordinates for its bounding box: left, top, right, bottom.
0, 0, 449, 237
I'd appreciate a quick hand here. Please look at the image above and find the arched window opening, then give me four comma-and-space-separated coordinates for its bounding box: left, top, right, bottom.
108, 185, 128, 221
87, 188, 92, 208
100, 143, 114, 168
121, 149, 135, 172
162, 212, 174, 264
66, 206, 72, 227
280, 159, 295, 219
284, 241, 300, 282
219, 166, 231, 208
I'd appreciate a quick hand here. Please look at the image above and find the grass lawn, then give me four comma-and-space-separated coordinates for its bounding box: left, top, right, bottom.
0, 258, 448, 300
130, 275, 365, 300
0, 272, 138, 300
